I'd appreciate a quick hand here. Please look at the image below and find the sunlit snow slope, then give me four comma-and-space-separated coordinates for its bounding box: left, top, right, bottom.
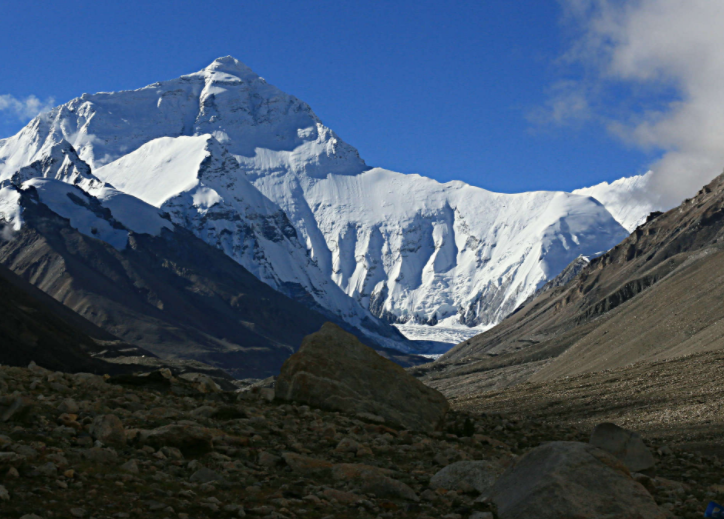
0, 56, 631, 343
574, 172, 660, 232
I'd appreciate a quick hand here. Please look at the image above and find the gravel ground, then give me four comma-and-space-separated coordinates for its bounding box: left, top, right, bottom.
450, 349, 724, 518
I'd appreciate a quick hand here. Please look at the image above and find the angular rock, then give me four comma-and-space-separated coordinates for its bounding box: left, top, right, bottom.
335, 437, 360, 453
258, 451, 281, 468
0, 452, 26, 467
138, 424, 214, 454
430, 460, 504, 495
120, 459, 140, 474
160, 446, 184, 459
71, 373, 106, 388
90, 414, 126, 446
190, 467, 225, 483
0, 484, 8, 501
11, 445, 38, 459
492, 442, 666, 519
590, 422, 656, 473
77, 447, 119, 464
58, 398, 80, 415
275, 323, 449, 432
282, 452, 333, 476
322, 488, 363, 504
332, 463, 419, 501
35, 462, 57, 477
178, 373, 222, 394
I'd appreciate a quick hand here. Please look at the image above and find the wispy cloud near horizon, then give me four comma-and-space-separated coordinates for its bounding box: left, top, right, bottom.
540, 0, 724, 208
0, 94, 55, 123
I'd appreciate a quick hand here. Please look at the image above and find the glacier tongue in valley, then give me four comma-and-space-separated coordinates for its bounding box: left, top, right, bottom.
0, 56, 632, 347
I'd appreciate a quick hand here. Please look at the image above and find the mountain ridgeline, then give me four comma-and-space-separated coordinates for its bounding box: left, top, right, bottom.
416, 172, 724, 396
0, 56, 632, 347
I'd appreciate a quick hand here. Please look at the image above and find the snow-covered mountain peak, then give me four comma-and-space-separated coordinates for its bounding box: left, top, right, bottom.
0, 177, 174, 252
94, 133, 282, 216
200, 55, 258, 79
10, 139, 103, 192
0, 56, 368, 183
293, 167, 628, 328
0, 58, 637, 349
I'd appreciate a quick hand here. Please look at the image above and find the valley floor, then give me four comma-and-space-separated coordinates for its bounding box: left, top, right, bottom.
434, 349, 724, 518
447, 349, 724, 452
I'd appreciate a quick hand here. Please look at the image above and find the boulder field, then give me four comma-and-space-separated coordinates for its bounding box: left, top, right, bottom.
0, 324, 705, 518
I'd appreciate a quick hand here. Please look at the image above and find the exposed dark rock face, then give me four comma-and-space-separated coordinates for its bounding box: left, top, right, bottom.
1, 188, 425, 379
0, 192, 342, 379
0, 261, 133, 374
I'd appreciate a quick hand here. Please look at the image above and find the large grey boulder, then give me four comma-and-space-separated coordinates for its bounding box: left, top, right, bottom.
430, 460, 504, 495
275, 323, 449, 432
590, 422, 656, 473
492, 442, 666, 519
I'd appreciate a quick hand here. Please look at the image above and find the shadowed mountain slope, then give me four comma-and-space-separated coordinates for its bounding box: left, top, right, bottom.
0, 186, 422, 379
0, 260, 141, 373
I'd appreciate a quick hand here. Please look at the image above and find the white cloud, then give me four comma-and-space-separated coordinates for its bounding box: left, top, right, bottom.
551, 0, 724, 208
0, 94, 55, 122
0, 224, 15, 242
528, 80, 593, 127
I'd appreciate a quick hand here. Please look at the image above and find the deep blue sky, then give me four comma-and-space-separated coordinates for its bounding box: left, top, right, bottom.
0, 0, 657, 193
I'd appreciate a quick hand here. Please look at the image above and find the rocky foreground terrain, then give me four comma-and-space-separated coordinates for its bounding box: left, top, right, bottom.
1, 325, 721, 519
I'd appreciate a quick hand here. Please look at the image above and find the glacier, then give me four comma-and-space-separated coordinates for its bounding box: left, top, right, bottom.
0, 56, 632, 347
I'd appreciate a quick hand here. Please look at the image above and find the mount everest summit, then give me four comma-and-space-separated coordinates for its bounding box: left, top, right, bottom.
0, 56, 645, 352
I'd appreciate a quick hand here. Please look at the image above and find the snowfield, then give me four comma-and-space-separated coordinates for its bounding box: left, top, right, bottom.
0, 56, 646, 350
573, 172, 658, 232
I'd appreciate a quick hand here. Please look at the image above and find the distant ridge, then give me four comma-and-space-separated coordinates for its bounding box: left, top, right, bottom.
417, 172, 724, 396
